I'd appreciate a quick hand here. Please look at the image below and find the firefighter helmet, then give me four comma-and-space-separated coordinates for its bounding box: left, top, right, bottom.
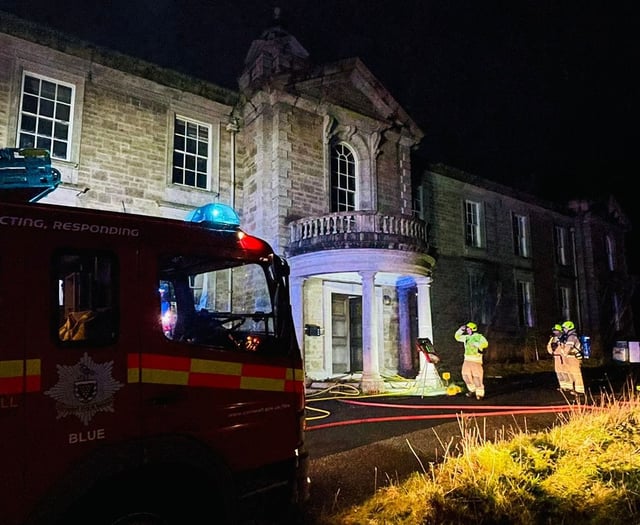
562, 320, 575, 331
466, 322, 478, 333
552, 324, 562, 333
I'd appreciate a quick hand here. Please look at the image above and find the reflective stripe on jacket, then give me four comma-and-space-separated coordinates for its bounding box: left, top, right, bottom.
454, 328, 488, 361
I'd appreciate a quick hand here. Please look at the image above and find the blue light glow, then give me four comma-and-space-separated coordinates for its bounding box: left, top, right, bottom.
185, 203, 240, 229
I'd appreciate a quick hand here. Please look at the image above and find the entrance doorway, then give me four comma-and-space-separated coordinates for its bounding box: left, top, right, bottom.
331, 293, 363, 374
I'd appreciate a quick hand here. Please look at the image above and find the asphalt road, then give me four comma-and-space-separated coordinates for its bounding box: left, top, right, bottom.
301, 363, 638, 522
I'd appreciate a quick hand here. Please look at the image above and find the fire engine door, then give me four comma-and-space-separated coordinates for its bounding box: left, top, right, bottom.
22, 238, 140, 506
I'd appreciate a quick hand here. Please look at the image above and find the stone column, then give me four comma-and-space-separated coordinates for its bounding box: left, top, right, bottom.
359, 270, 385, 393
416, 276, 434, 342
415, 276, 445, 393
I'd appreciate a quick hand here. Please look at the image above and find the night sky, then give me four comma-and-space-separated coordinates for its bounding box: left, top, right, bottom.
2, 0, 638, 267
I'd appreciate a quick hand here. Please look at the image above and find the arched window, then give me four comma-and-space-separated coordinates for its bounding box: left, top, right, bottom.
330, 143, 356, 212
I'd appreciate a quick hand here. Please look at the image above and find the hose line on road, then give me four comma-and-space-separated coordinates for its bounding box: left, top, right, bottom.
306, 403, 606, 430
305, 379, 422, 421
337, 399, 571, 410
305, 392, 608, 429
303, 375, 608, 425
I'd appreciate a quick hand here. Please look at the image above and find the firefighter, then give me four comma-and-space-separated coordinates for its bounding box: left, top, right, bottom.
454, 322, 489, 399
560, 320, 585, 396
547, 324, 572, 392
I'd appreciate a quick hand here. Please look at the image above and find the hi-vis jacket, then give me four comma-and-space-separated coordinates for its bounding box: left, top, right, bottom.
560, 329, 583, 359
454, 328, 489, 363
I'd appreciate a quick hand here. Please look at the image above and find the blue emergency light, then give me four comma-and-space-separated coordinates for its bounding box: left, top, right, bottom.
185, 202, 241, 230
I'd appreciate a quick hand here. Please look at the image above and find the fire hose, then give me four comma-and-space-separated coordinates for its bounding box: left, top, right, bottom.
305, 398, 604, 430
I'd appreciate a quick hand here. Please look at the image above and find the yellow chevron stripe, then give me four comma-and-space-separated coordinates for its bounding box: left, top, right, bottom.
190, 358, 242, 375
0, 360, 24, 377
142, 368, 189, 385
240, 376, 285, 391
26, 359, 41, 375
128, 368, 140, 383
289, 368, 305, 381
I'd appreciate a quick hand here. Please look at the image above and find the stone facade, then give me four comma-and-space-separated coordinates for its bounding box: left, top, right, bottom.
0, 11, 635, 393
422, 165, 634, 381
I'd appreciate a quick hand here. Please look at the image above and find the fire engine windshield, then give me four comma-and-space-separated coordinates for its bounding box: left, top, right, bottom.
158, 255, 280, 354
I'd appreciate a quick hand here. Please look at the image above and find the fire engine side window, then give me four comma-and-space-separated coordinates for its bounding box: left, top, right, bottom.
54, 251, 118, 345
159, 257, 279, 353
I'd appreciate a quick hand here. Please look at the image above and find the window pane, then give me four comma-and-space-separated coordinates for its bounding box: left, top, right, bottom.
40, 99, 55, 118
186, 137, 197, 154
23, 76, 39, 95
330, 143, 356, 212
186, 122, 198, 138
38, 118, 53, 136
55, 103, 70, 121
465, 201, 482, 248
41, 80, 56, 100
22, 94, 38, 113
21, 114, 37, 133
54, 121, 69, 140
36, 136, 52, 150
56, 251, 118, 345
159, 257, 280, 354
19, 74, 73, 160
172, 167, 183, 185
172, 116, 212, 190
52, 140, 67, 158
197, 141, 208, 156
19, 133, 35, 148
57, 85, 72, 104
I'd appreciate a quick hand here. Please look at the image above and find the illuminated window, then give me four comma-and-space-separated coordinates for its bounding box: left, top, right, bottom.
512, 213, 530, 257
464, 200, 483, 248
330, 142, 356, 212
554, 225, 569, 266
172, 116, 212, 189
159, 256, 280, 354
517, 280, 535, 328
18, 73, 73, 160
55, 251, 118, 345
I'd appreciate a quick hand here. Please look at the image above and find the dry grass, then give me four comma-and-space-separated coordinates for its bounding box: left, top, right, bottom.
317, 383, 640, 524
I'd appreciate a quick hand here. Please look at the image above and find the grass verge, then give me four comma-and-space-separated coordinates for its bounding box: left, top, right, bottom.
316, 379, 640, 524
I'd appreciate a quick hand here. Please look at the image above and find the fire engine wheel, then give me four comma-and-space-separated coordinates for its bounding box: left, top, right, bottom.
62, 465, 233, 525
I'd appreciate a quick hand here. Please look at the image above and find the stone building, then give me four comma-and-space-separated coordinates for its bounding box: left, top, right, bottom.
0, 11, 635, 392
419, 164, 634, 379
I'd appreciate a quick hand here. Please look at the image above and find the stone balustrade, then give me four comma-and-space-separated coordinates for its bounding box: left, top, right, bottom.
287, 210, 432, 256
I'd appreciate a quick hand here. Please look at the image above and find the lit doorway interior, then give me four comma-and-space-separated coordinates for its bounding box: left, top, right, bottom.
331, 293, 363, 374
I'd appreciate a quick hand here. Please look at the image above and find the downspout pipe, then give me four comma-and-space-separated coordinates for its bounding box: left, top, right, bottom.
226, 117, 240, 311
570, 226, 583, 330
226, 117, 240, 209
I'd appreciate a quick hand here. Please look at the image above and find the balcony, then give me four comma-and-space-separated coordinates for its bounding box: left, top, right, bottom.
287, 210, 435, 257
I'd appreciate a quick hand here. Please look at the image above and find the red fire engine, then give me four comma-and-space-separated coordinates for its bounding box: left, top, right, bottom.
0, 148, 309, 524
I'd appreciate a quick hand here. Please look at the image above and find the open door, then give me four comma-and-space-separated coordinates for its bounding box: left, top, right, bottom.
331, 294, 363, 375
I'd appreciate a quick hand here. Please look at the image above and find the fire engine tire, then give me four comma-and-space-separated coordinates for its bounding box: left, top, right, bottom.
60, 464, 233, 525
